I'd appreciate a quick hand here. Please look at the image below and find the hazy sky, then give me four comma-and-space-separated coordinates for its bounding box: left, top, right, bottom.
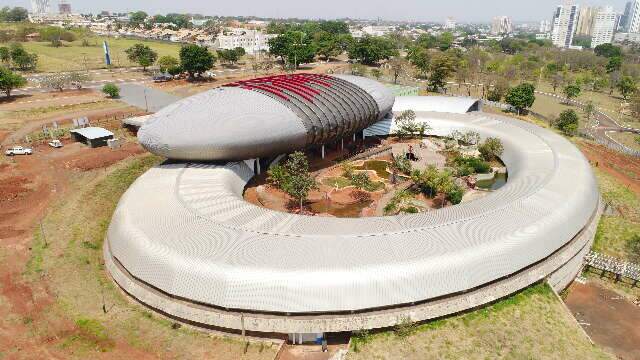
5, 0, 632, 22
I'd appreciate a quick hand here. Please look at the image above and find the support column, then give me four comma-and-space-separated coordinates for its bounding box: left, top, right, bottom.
341, 138, 344, 151
321, 145, 325, 159
353, 133, 356, 142
255, 158, 261, 175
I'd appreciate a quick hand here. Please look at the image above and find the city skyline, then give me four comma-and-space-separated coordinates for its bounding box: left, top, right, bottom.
2, 0, 633, 22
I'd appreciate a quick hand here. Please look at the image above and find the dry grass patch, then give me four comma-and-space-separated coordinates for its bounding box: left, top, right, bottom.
348, 284, 612, 360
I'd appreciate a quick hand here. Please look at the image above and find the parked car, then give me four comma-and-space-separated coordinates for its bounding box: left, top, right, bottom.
5, 146, 33, 156
152, 73, 172, 82
48, 139, 63, 148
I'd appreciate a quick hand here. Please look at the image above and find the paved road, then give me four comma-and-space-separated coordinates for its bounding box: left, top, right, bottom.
117, 83, 180, 113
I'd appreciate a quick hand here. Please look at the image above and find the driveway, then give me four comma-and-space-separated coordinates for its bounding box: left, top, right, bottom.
117, 83, 180, 113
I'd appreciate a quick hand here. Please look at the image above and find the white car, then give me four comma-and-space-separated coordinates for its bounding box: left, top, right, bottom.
5, 146, 33, 156
48, 139, 63, 148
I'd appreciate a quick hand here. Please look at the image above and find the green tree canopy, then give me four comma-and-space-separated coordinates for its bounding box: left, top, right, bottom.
129, 11, 148, 27
617, 76, 637, 100
555, 109, 580, 136
563, 84, 581, 102
101, 83, 119, 98
478, 137, 504, 162
594, 43, 622, 58
157, 55, 179, 72
125, 43, 158, 71
428, 53, 456, 92
505, 83, 536, 115
9, 43, 37, 71
179, 44, 215, 78
0, 66, 26, 97
267, 151, 317, 211
268, 31, 316, 68
347, 36, 398, 65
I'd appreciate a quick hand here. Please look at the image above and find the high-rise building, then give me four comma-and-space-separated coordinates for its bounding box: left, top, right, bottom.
619, 1, 633, 31
58, 1, 71, 14
551, 2, 580, 48
444, 17, 456, 30
30, 0, 50, 14
576, 6, 599, 36
591, 6, 617, 47
491, 16, 513, 35
626, 0, 640, 33
540, 19, 552, 33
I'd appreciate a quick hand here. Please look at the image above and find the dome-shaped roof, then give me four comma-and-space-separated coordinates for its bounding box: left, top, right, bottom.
138, 74, 395, 161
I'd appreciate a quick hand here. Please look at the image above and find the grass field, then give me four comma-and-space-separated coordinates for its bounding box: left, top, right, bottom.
347, 284, 612, 360
26, 154, 279, 359
593, 168, 640, 263
3, 36, 183, 72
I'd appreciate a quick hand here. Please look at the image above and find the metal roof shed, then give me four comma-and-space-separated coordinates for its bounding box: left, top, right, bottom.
70, 127, 114, 148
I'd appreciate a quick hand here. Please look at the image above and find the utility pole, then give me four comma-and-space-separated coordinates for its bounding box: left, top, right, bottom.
144, 88, 149, 112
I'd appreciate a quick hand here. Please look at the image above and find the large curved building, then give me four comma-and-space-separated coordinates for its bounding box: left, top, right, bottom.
138, 74, 394, 161
106, 74, 601, 336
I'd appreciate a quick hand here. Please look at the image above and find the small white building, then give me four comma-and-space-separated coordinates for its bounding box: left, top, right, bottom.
213, 28, 276, 54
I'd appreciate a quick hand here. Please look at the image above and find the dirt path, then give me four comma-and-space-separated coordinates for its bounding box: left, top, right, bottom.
565, 281, 640, 360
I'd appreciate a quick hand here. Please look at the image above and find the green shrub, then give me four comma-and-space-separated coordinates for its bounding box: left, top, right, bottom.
478, 137, 504, 162
101, 83, 119, 98
555, 109, 579, 136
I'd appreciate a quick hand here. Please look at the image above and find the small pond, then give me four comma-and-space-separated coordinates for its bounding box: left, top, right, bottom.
355, 160, 391, 180
476, 172, 508, 191
310, 199, 374, 218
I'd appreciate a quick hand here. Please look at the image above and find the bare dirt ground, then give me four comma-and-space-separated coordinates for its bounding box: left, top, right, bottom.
577, 141, 640, 196
565, 281, 640, 360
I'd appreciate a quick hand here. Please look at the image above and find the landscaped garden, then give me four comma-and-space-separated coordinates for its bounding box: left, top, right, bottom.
244, 110, 508, 218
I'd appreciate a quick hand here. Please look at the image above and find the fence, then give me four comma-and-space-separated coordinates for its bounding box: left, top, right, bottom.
25, 111, 143, 145
584, 251, 640, 286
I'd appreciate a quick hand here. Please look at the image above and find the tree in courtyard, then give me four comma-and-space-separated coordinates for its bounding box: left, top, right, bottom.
478, 137, 504, 162
504, 83, 536, 115
267, 151, 317, 211
555, 109, 580, 136
313, 31, 340, 61
125, 43, 158, 71
395, 110, 430, 138
158, 55, 179, 73
428, 53, 456, 92
179, 44, 215, 78
101, 83, 119, 98
562, 84, 581, 103
0, 66, 26, 97
617, 76, 637, 101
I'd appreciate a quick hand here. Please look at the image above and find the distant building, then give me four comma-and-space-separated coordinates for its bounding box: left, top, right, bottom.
213, 29, 276, 54
444, 17, 456, 30
576, 6, 598, 36
361, 25, 395, 37
540, 19, 551, 33
591, 6, 617, 47
551, 2, 579, 48
625, 0, 640, 33
491, 16, 513, 35
58, 1, 71, 14
614, 31, 640, 43
30, 0, 50, 14
619, 1, 633, 30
